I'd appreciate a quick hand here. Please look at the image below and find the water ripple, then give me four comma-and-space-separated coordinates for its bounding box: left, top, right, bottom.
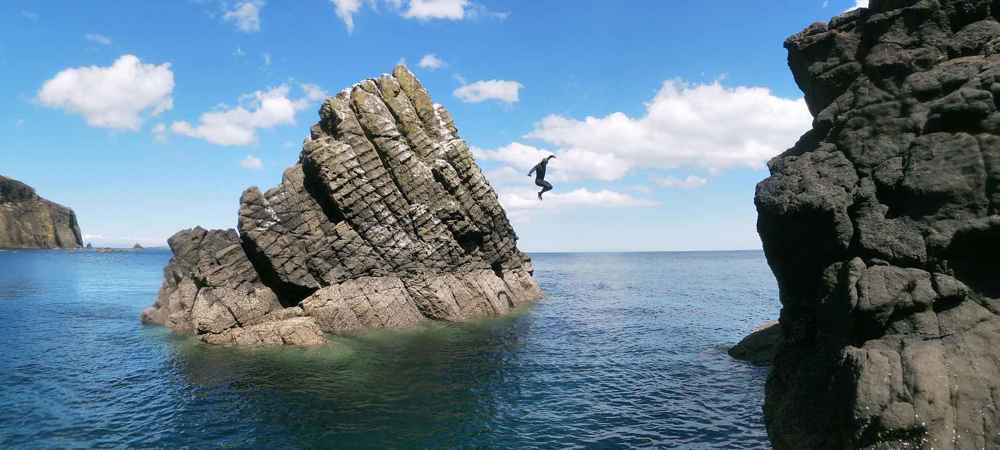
0, 250, 777, 449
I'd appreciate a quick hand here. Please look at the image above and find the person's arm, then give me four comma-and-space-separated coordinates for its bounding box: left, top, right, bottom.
528, 165, 536, 177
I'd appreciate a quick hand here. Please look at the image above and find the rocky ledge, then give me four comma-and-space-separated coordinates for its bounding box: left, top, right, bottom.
728, 321, 782, 366
0, 175, 82, 249
142, 65, 542, 346
756, 0, 1000, 448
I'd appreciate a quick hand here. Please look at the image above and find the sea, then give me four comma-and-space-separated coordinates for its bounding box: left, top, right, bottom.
0, 249, 779, 449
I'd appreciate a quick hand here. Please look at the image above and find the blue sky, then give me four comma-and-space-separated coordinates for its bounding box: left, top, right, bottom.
0, 0, 866, 251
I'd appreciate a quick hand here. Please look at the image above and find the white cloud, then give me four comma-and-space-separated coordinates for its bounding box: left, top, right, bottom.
301, 83, 328, 101
499, 187, 657, 211
37, 54, 174, 131
846, 0, 868, 11
331, 0, 364, 33
418, 53, 446, 70
240, 155, 263, 170
224, 1, 263, 32
474, 142, 628, 182
262, 52, 272, 66
454, 80, 522, 104
654, 175, 708, 189
85, 33, 112, 45
152, 123, 168, 142
524, 79, 810, 175
170, 84, 322, 146
330, 0, 503, 32
403, 0, 468, 20
234, 47, 246, 57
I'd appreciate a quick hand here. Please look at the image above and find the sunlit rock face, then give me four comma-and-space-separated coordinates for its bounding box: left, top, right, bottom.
756, 1, 1000, 448
0, 175, 82, 249
142, 65, 542, 346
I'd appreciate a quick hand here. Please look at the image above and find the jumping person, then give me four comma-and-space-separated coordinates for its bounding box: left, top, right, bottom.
528, 155, 556, 200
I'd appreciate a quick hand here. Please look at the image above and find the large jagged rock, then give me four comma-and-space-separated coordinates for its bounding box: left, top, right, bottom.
142, 65, 542, 346
0, 175, 82, 249
756, 1, 1000, 449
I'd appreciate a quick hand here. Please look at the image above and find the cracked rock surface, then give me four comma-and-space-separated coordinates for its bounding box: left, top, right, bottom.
142, 65, 542, 346
757, 1, 1000, 448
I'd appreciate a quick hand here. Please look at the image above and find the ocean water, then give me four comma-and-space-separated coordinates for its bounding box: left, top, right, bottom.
0, 249, 779, 450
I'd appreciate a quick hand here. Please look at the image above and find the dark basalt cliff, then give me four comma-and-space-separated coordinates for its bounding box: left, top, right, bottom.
142, 65, 542, 346
0, 175, 82, 249
756, 0, 1000, 448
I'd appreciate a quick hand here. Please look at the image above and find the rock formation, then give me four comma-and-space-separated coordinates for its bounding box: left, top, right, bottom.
0, 175, 82, 249
756, 1, 1000, 448
142, 65, 542, 346
728, 321, 782, 365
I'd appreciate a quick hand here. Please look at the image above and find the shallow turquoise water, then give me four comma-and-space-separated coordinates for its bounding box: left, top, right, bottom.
0, 249, 778, 449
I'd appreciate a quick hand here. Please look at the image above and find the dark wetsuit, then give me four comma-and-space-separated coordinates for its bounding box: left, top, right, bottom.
528, 158, 554, 199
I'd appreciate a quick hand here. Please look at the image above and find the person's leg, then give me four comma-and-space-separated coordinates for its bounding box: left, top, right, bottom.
538, 180, 553, 199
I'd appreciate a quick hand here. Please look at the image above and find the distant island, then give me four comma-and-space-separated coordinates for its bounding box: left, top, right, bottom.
0, 175, 82, 249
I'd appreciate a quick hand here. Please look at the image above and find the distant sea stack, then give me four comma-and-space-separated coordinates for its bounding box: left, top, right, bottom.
142, 65, 543, 346
755, 1, 1000, 448
0, 175, 82, 249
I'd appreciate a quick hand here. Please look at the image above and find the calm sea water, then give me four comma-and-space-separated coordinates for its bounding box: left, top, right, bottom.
0, 249, 778, 449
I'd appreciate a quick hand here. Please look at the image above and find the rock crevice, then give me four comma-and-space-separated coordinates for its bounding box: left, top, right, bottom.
758, 1, 1000, 449
142, 66, 542, 346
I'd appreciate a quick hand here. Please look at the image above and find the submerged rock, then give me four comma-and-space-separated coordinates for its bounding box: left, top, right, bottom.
142, 65, 542, 346
728, 321, 782, 365
0, 175, 83, 249
757, 1, 1000, 448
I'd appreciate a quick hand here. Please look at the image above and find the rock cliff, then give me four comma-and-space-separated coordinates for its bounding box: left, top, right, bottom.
0, 175, 83, 249
142, 65, 542, 346
756, 1, 1000, 448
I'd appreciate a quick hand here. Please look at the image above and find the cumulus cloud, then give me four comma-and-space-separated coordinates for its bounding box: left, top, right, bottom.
403, 0, 468, 20
654, 175, 708, 189
240, 154, 263, 169
418, 53, 446, 70
524, 80, 810, 175
37, 54, 174, 131
474, 142, 628, 182
331, 0, 365, 32
454, 80, 522, 104
224, 1, 263, 32
85, 33, 112, 45
846, 0, 868, 11
331, 0, 503, 32
170, 84, 323, 146
301, 83, 329, 101
498, 187, 657, 211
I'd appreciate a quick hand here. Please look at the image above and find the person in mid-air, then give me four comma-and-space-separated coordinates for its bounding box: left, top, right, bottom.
528, 155, 556, 200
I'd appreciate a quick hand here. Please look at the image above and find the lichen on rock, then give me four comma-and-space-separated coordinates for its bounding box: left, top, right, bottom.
142, 65, 542, 347
757, 1, 1000, 449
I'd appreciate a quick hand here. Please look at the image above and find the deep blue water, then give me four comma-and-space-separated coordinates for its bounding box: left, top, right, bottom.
0, 249, 778, 449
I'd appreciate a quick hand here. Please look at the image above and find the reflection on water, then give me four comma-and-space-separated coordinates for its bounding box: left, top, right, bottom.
0, 250, 777, 449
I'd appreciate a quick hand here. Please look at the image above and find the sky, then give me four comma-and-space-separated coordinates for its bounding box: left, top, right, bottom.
0, 0, 869, 251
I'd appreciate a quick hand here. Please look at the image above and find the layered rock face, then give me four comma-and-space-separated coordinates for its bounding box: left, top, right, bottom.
756, 1, 1000, 448
142, 65, 542, 346
0, 175, 82, 249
